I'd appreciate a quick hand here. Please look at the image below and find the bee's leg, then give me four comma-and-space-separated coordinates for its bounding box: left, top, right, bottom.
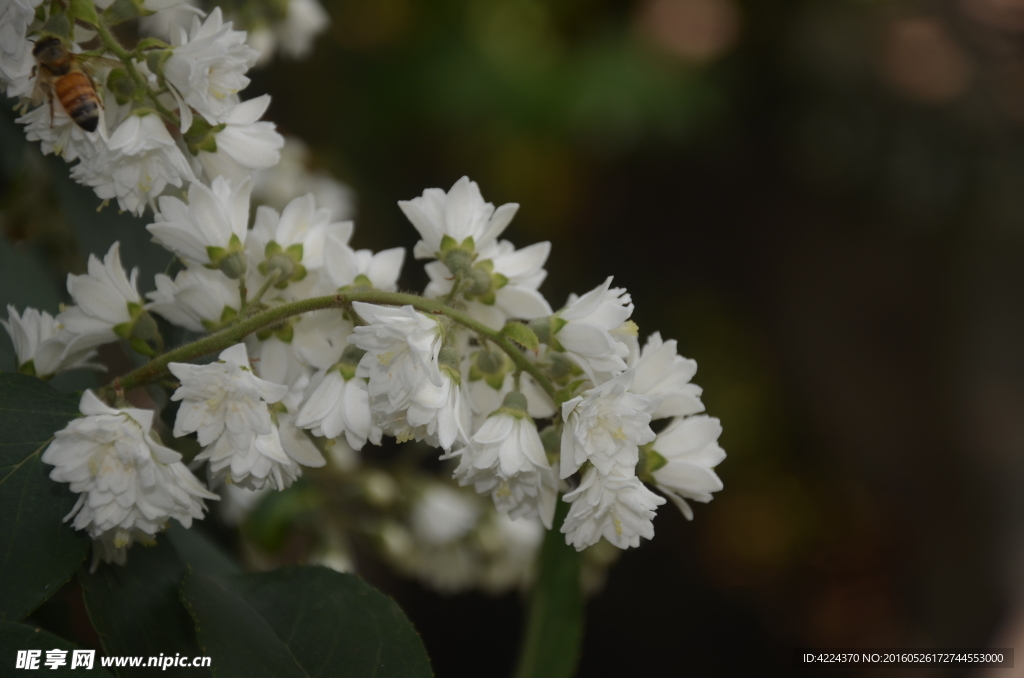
48, 87, 54, 127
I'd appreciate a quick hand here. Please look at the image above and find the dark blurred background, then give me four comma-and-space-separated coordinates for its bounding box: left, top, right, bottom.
7, 0, 1024, 675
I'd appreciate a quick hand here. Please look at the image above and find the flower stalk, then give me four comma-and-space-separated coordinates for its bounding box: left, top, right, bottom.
111, 290, 560, 400
90, 16, 181, 126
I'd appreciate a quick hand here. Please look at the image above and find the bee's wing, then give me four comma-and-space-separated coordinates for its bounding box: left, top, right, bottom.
29, 68, 51, 106
74, 54, 123, 70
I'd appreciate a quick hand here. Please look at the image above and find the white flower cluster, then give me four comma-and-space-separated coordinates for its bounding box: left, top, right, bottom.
2, 0, 724, 570
42, 391, 218, 568
379, 483, 545, 594
3, 0, 293, 215
8, 172, 725, 563
135, 0, 331, 67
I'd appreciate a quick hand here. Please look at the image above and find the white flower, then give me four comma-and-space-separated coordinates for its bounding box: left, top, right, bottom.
551, 277, 634, 380
195, 95, 284, 183
252, 137, 355, 221
148, 176, 251, 266
560, 369, 660, 478
647, 415, 725, 520
93, 0, 191, 9
18, 95, 106, 162
146, 265, 241, 332
197, 424, 301, 490
290, 310, 353, 370
58, 242, 144, 348
383, 485, 483, 593
72, 111, 195, 216
296, 361, 380, 450
323, 233, 405, 291
411, 484, 480, 546
350, 302, 469, 450
477, 514, 544, 593
170, 343, 287, 448
452, 392, 558, 528
560, 468, 666, 551
249, 190, 346, 274
247, 26, 276, 67
629, 332, 704, 419
399, 176, 518, 260
164, 7, 259, 124
424, 239, 553, 330
2, 305, 99, 378
265, 371, 328, 473
41, 391, 218, 567
0, 0, 41, 96
139, 0, 202, 42
218, 484, 270, 526
248, 334, 310, 386
276, 0, 330, 59
171, 343, 321, 490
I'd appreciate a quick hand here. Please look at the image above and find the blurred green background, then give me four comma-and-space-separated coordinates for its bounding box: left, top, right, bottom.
7, 0, 1024, 674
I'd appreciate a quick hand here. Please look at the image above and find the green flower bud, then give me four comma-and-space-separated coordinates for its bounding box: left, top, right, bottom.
106, 68, 136, 105
217, 251, 247, 279
528, 316, 553, 345
635, 443, 668, 483
499, 389, 528, 414
40, 15, 71, 38
442, 249, 475, 276
103, 0, 141, 24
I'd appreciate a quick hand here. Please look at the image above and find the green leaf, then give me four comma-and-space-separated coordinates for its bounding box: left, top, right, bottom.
513, 499, 584, 678
0, 374, 89, 622
243, 480, 322, 552
180, 567, 433, 678
80, 538, 211, 678
165, 523, 240, 578
502, 322, 540, 353
0, 621, 114, 676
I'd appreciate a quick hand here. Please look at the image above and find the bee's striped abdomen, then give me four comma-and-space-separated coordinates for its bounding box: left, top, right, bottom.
54, 71, 99, 133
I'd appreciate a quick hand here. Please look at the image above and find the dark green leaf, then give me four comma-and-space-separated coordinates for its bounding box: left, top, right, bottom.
180, 567, 433, 678
165, 523, 240, 578
80, 538, 210, 678
243, 480, 322, 552
0, 374, 89, 622
0, 621, 113, 676
501, 322, 540, 353
513, 499, 584, 678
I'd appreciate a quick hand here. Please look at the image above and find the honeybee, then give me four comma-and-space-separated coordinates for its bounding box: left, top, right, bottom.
31, 36, 113, 133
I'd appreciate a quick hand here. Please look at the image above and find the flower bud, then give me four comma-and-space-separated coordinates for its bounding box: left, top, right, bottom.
442, 248, 475, 276
40, 17, 70, 38
528, 316, 554, 345
499, 389, 528, 415
466, 266, 492, 296
107, 68, 137, 105
217, 251, 247, 279
475, 348, 504, 375
439, 345, 461, 375
635, 443, 668, 483
104, 0, 141, 23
